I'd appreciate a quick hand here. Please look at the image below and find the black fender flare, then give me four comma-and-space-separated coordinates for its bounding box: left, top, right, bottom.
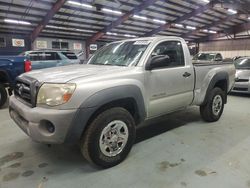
65, 85, 146, 144
202, 71, 229, 105
0, 70, 11, 86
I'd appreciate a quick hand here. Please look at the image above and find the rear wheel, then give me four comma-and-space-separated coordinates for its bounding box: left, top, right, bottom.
0, 84, 7, 108
80, 107, 136, 168
200, 87, 225, 122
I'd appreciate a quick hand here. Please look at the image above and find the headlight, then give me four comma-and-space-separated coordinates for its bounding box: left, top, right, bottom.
37, 83, 76, 106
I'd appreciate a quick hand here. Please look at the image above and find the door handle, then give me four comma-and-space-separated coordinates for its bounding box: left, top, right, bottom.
183, 72, 191, 78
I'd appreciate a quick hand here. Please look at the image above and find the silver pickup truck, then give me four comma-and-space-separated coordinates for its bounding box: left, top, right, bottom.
9, 37, 235, 168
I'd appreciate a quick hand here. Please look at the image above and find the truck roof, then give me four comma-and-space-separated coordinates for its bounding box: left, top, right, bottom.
110, 36, 186, 43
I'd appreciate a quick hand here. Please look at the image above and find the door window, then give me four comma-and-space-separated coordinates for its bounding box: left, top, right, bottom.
44, 52, 61, 60
151, 41, 185, 68
28, 52, 43, 61
62, 52, 77, 59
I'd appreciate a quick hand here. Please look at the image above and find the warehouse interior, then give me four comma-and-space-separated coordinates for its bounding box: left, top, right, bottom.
0, 0, 250, 188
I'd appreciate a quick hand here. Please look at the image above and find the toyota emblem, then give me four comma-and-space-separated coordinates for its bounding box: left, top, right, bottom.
17, 84, 24, 96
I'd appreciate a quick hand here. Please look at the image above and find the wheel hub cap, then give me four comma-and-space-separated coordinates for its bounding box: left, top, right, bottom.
212, 95, 222, 116
99, 120, 129, 157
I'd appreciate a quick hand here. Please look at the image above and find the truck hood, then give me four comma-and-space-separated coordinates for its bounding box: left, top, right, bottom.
236, 69, 250, 79
24, 64, 129, 83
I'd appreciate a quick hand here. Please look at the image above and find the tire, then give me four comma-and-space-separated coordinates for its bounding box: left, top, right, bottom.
200, 87, 225, 122
0, 84, 7, 108
80, 107, 136, 168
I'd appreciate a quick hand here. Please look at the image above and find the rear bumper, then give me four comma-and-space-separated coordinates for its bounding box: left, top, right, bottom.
231, 82, 250, 94
9, 96, 77, 144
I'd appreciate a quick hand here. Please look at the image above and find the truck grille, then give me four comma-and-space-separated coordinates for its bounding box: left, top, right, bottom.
233, 87, 248, 91
235, 78, 249, 82
14, 76, 39, 107
15, 81, 31, 104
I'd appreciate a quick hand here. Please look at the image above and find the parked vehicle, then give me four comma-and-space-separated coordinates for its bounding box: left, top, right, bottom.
9, 37, 235, 168
232, 56, 246, 61
231, 57, 250, 94
193, 52, 223, 63
24, 50, 80, 69
0, 56, 31, 108
77, 51, 86, 64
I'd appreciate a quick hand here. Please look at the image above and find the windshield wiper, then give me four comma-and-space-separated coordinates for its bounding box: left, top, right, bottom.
114, 64, 127, 66
104, 63, 127, 67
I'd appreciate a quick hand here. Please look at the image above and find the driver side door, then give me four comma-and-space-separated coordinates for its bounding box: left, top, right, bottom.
145, 40, 194, 118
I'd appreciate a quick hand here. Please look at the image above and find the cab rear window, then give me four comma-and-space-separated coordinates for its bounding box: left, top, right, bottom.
62, 52, 77, 59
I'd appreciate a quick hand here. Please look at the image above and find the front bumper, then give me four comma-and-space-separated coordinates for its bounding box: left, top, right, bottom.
231, 81, 250, 94
9, 96, 77, 144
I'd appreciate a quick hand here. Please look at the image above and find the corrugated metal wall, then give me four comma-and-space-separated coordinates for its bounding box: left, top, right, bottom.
0, 34, 31, 55
199, 39, 250, 58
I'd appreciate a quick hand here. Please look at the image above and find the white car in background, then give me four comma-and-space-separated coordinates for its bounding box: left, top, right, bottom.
193, 52, 223, 63
231, 57, 250, 94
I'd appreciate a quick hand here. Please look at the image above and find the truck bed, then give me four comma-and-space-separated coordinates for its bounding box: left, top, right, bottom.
192, 61, 235, 105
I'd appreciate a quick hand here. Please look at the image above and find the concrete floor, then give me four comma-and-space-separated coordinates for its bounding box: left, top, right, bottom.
0, 94, 250, 188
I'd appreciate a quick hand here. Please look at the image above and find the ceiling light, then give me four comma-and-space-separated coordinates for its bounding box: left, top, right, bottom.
102, 8, 122, 15
76, 28, 95, 33
153, 19, 166, 24
46, 25, 95, 33
201, 0, 209, 3
124, 34, 137, 38
68, 1, 93, 8
248, 17, 250, 20
209, 30, 217, 34
227, 9, 237, 14
133, 15, 147, 20
202, 29, 217, 33
175, 24, 184, 28
186, 26, 196, 30
18, 21, 31, 25
46, 25, 65, 29
46, 25, 58, 28
106, 32, 117, 35
4, 19, 31, 25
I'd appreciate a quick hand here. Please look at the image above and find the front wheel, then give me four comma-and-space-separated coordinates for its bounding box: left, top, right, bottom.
200, 87, 225, 122
0, 84, 7, 108
80, 107, 136, 168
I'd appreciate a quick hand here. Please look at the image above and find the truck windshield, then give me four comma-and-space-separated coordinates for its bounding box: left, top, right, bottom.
193, 53, 216, 61
234, 58, 250, 69
88, 40, 150, 66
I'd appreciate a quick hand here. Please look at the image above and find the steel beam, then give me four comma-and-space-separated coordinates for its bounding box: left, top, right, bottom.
30, 0, 66, 42
198, 20, 250, 42
143, 0, 217, 37
85, 0, 158, 58
86, 0, 158, 44
181, 14, 239, 39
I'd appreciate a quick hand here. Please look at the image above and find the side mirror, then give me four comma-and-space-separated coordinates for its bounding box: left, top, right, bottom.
146, 55, 170, 70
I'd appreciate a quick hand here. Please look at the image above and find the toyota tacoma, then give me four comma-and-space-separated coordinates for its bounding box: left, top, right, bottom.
9, 37, 235, 168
